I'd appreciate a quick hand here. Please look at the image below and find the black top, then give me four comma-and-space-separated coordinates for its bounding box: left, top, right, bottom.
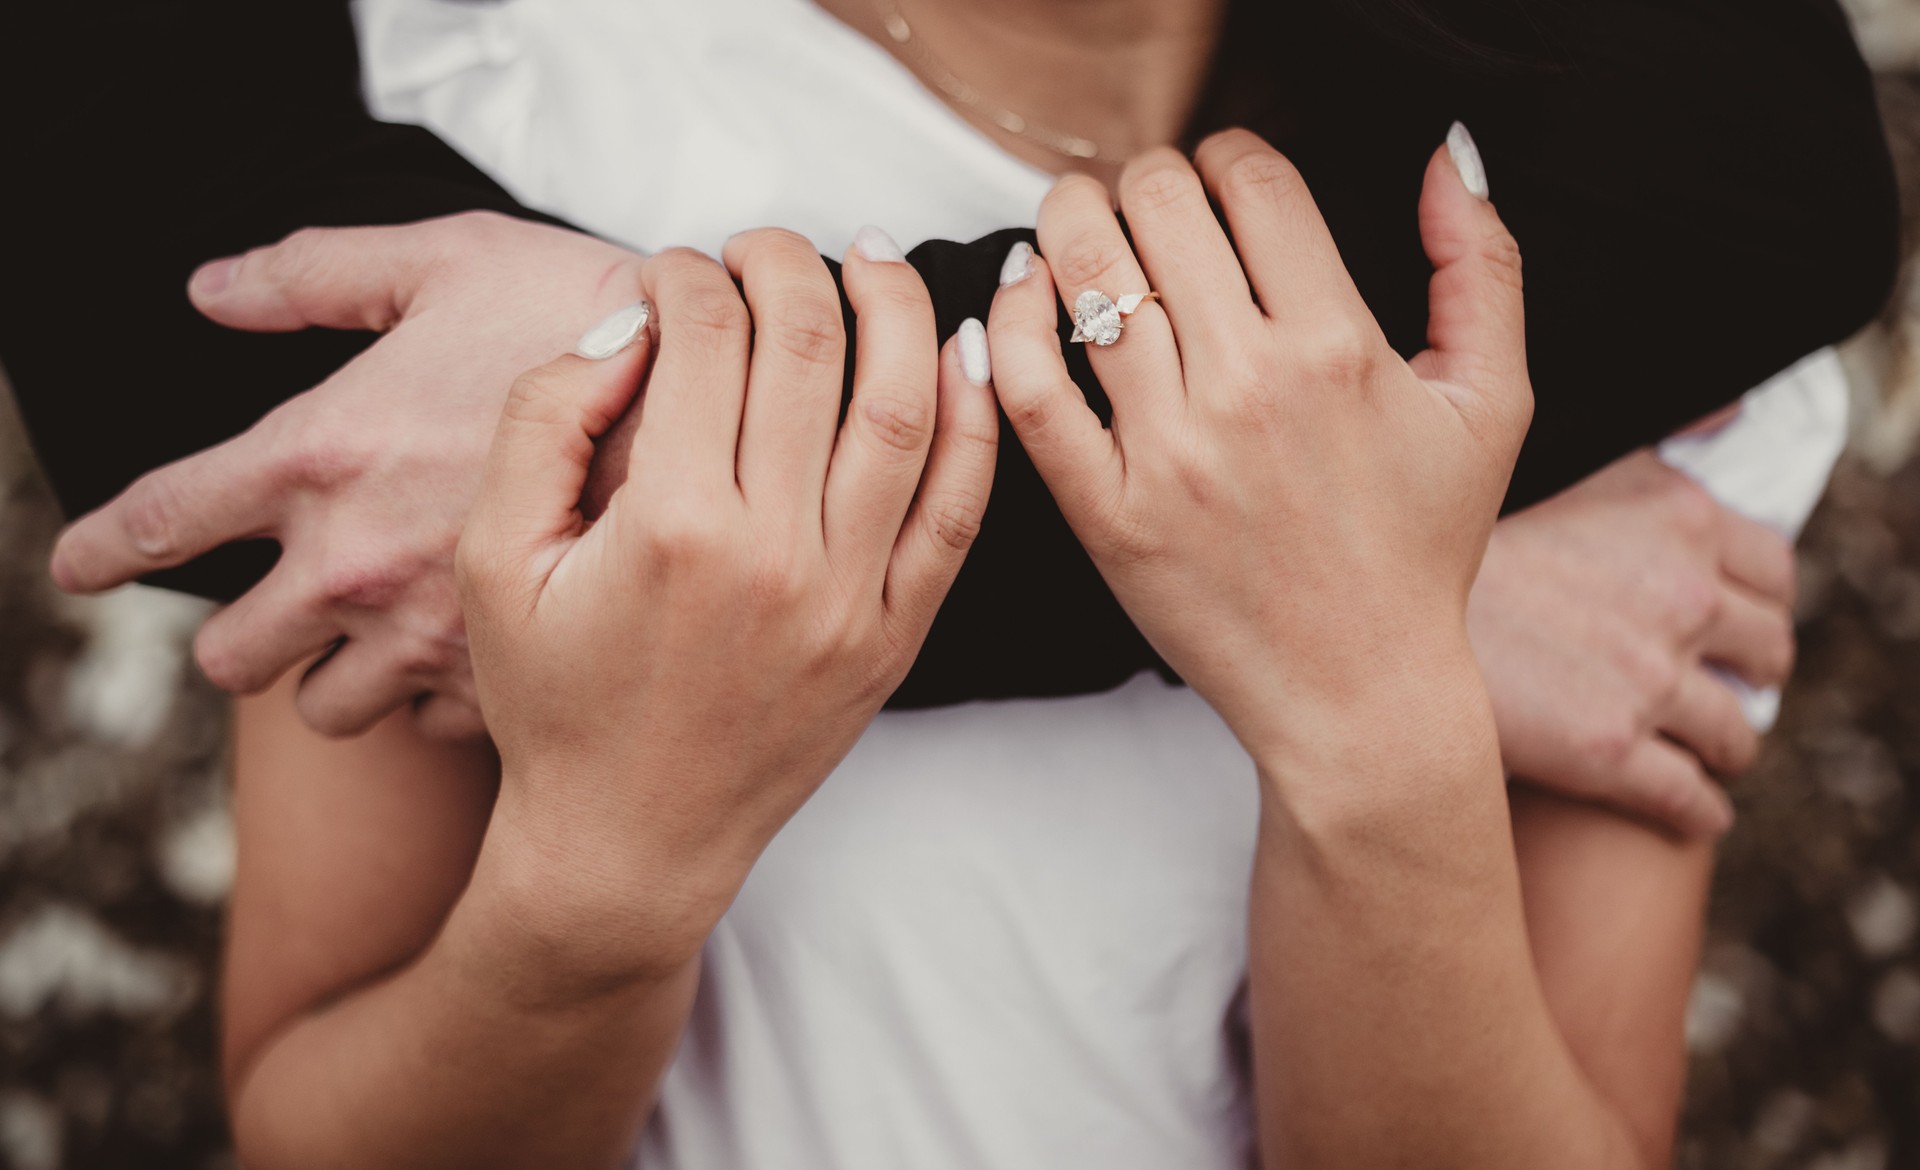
0, 0, 1900, 707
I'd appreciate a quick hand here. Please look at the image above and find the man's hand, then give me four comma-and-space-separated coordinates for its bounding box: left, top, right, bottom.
1468, 449, 1798, 837
48, 213, 650, 738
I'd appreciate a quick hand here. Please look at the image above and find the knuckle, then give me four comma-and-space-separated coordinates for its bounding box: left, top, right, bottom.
866, 279, 934, 324
676, 286, 752, 342
1574, 713, 1639, 770
317, 558, 409, 609
1216, 381, 1284, 433
1625, 643, 1683, 707
735, 226, 814, 260
1474, 224, 1525, 291
1661, 475, 1721, 539
194, 633, 257, 693
642, 496, 728, 564
1167, 451, 1228, 513
1305, 319, 1381, 383
858, 393, 935, 454
496, 370, 577, 438
120, 476, 185, 560
648, 246, 730, 289
744, 543, 808, 609
1050, 237, 1131, 291
760, 289, 846, 366
1219, 147, 1306, 207
1120, 153, 1201, 215
1000, 381, 1068, 439
920, 491, 984, 554
1666, 569, 1721, 635
277, 420, 366, 490
268, 227, 330, 277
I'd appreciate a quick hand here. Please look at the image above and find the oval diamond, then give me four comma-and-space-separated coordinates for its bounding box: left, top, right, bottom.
1072, 290, 1125, 346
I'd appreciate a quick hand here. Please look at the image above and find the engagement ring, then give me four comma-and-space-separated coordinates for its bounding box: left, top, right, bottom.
1070, 289, 1159, 346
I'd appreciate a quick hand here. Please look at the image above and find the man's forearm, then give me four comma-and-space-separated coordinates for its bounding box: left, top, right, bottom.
1244, 648, 1651, 1170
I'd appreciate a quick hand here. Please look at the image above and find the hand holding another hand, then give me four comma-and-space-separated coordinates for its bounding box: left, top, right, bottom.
50, 213, 650, 739
1469, 449, 1797, 837
459, 231, 997, 969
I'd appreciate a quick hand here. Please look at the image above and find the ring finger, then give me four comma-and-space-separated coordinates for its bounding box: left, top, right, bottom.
1035, 174, 1184, 427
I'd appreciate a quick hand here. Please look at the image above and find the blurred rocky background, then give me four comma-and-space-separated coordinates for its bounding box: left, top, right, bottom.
3, 6, 1920, 1168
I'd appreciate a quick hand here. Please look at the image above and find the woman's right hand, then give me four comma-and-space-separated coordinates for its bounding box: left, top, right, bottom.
456, 230, 997, 975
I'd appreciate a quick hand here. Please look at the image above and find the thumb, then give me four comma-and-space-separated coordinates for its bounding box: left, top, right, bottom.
461, 303, 655, 588
1411, 123, 1529, 406
188, 222, 448, 333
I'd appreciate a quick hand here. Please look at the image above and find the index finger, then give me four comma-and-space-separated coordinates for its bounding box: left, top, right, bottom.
51, 434, 285, 593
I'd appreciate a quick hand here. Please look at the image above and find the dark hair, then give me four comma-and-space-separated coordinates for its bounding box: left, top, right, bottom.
1335, 0, 1566, 71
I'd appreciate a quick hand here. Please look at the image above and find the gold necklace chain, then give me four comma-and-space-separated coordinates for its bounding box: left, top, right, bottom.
874, 0, 1114, 162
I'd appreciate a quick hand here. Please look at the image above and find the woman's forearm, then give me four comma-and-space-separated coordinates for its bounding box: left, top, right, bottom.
228, 792, 726, 1170
1243, 642, 1649, 1170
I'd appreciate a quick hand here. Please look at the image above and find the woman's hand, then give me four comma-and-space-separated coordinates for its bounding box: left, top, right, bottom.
49, 213, 654, 739
986, 128, 1531, 765
1470, 449, 1797, 837
457, 230, 997, 977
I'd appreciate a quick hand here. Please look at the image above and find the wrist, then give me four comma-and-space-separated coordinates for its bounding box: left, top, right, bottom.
1234, 624, 1505, 821
446, 774, 757, 1006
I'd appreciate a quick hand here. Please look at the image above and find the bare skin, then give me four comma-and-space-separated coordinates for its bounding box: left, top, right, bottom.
225, 229, 1000, 1168
224, 133, 1713, 1169
50, 0, 1794, 837
211, 5, 1742, 1166
814, 0, 1228, 178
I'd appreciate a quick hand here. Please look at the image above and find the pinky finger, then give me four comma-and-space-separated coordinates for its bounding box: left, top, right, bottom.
883, 326, 999, 638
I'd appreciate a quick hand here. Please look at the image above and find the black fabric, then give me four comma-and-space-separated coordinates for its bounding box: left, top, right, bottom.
0, 0, 1900, 707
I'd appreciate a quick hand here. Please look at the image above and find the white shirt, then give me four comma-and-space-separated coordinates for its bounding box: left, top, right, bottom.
354, 1, 1849, 1165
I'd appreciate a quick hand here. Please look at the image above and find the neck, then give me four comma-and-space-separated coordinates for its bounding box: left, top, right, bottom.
819, 0, 1227, 178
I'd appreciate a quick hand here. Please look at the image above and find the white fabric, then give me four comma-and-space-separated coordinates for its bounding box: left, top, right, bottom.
1660, 349, 1851, 730
354, 0, 1053, 258
353, 1, 1847, 1165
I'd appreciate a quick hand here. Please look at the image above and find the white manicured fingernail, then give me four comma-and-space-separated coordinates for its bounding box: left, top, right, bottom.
1446, 121, 1489, 200
958, 318, 991, 386
853, 224, 907, 263
999, 241, 1033, 287
574, 301, 652, 359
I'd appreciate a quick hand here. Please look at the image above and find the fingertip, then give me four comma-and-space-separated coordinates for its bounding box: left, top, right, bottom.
957, 318, 991, 388
573, 300, 655, 361
188, 255, 239, 304
48, 525, 115, 594
46, 536, 79, 593
1444, 121, 1490, 201
851, 224, 908, 265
